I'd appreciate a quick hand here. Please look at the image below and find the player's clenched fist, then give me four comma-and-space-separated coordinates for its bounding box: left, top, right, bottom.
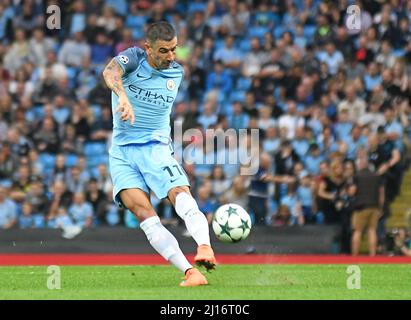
116, 94, 135, 124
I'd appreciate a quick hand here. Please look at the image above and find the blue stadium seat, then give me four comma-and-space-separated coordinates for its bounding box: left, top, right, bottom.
27, 105, 45, 122
248, 26, 269, 39
229, 90, 246, 103
273, 26, 284, 39
90, 104, 102, 122
239, 39, 252, 52
90, 166, 100, 178
303, 25, 316, 39
393, 49, 406, 57
132, 28, 144, 40
236, 77, 252, 91
66, 67, 78, 89
65, 153, 78, 168
83, 142, 107, 157
87, 154, 108, 168
125, 15, 146, 29
188, 2, 206, 14
106, 0, 127, 16
214, 39, 226, 51
38, 153, 56, 170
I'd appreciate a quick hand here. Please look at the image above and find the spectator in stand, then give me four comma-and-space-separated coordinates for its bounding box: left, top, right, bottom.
54, 206, 75, 229
52, 95, 71, 128
19, 201, 34, 228
3, 28, 30, 75
248, 152, 273, 225
338, 85, 367, 122
263, 126, 280, 155
359, 97, 385, 131
258, 106, 277, 133
9, 164, 31, 204
29, 28, 56, 68
304, 143, 325, 176
32, 117, 60, 154
278, 100, 305, 140
95, 163, 113, 193
213, 35, 242, 76
297, 171, 317, 224
197, 98, 218, 130
24, 175, 49, 228
196, 185, 218, 225
228, 101, 249, 132
208, 165, 231, 199
58, 31, 91, 68
90, 32, 113, 67
220, 176, 248, 209
68, 0, 87, 36
317, 159, 348, 226
0, 185, 17, 229
65, 166, 88, 193
85, 178, 107, 225
68, 191, 94, 228
316, 42, 344, 75
241, 37, 269, 78
7, 127, 32, 159
206, 60, 232, 98
280, 182, 304, 226
314, 15, 334, 46
363, 62, 382, 92
47, 179, 73, 227
104, 187, 121, 226
0, 3, 13, 43
0, 142, 14, 186
219, 0, 249, 37
340, 159, 356, 254
351, 154, 384, 256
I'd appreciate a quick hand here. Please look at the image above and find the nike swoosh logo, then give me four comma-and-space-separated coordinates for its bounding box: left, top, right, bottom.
170, 178, 179, 183
137, 73, 151, 79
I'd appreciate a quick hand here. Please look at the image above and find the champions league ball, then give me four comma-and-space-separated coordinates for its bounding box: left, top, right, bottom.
212, 203, 252, 243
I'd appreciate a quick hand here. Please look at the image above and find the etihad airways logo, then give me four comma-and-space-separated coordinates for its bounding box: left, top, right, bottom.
128, 85, 175, 105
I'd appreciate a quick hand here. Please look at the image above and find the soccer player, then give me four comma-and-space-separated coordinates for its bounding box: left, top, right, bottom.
102, 21, 216, 287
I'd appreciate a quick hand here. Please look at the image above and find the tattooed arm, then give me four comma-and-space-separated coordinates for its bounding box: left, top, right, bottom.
102, 58, 135, 124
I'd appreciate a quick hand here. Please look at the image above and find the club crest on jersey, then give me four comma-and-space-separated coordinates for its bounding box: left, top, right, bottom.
119, 55, 129, 64
166, 79, 175, 91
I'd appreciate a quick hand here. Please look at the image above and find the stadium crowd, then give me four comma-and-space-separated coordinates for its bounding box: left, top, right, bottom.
0, 0, 411, 253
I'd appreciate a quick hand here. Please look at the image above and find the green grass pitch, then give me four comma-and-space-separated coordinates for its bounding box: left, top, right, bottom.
0, 264, 410, 300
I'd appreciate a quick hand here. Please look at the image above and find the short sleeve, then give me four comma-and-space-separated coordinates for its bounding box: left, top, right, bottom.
114, 47, 144, 74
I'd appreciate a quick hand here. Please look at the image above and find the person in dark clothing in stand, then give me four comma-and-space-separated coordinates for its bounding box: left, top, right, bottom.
351, 154, 385, 256
317, 159, 350, 253
248, 153, 272, 225
85, 178, 108, 225
273, 140, 300, 201
368, 127, 402, 251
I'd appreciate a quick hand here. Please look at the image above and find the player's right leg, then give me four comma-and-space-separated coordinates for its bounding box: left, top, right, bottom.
168, 186, 217, 271
119, 188, 208, 287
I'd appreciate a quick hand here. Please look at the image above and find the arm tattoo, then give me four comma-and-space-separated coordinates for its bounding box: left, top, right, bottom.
103, 59, 126, 97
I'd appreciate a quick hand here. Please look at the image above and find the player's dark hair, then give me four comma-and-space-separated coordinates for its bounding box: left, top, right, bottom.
146, 21, 176, 44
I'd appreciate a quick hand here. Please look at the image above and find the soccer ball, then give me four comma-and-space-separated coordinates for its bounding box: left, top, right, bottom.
212, 203, 252, 243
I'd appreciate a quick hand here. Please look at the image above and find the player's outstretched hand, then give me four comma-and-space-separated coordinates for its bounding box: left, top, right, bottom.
116, 95, 135, 124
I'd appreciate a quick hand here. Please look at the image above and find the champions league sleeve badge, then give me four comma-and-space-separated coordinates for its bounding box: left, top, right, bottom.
118, 55, 129, 64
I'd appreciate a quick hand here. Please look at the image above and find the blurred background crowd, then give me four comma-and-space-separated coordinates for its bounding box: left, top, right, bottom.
0, 0, 411, 253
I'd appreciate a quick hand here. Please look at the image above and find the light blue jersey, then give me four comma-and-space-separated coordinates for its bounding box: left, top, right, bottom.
112, 47, 184, 145
109, 46, 189, 206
